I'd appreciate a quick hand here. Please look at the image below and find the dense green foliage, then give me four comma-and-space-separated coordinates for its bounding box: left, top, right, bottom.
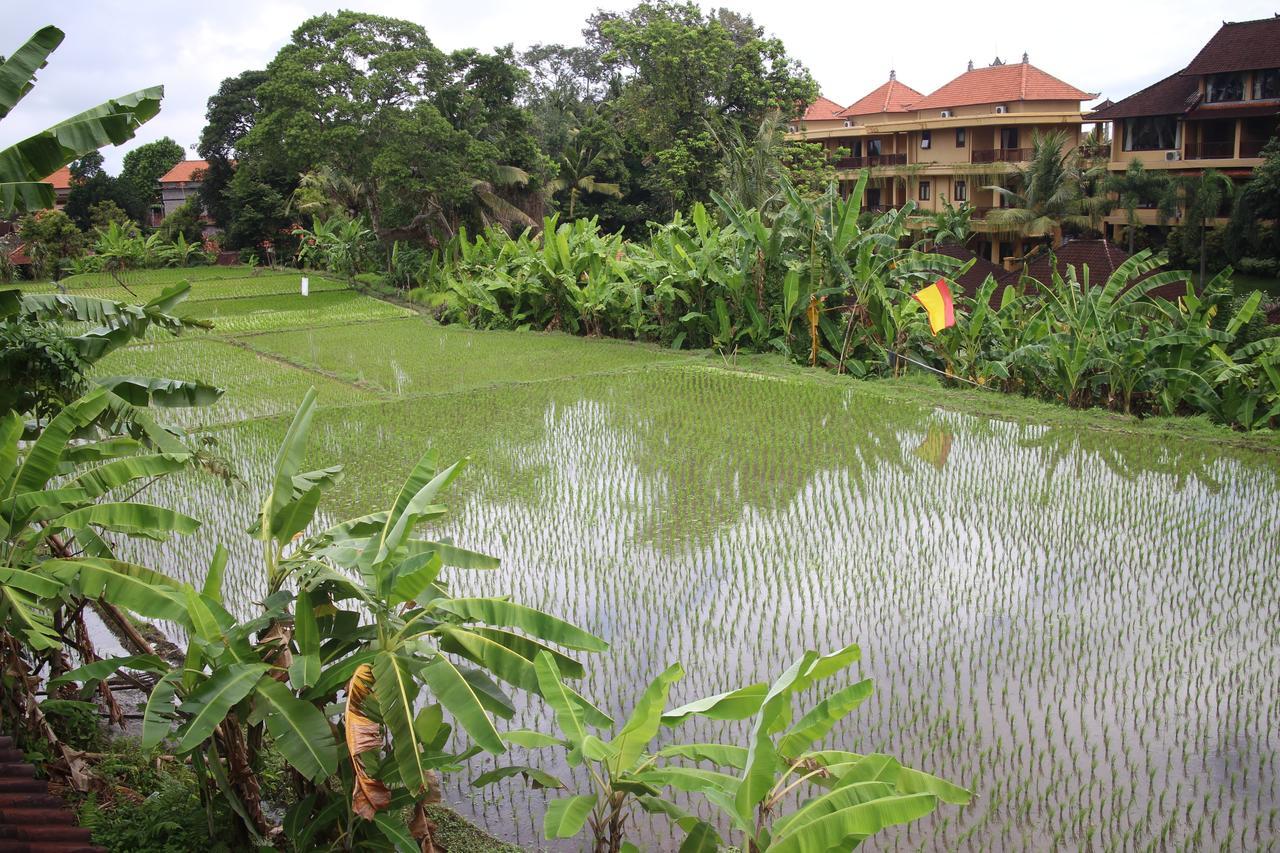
17, 209, 84, 279
410, 172, 1280, 429
194, 3, 816, 248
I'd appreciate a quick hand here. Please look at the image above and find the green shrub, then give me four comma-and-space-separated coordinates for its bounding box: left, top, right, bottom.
75, 739, 239, 853
40, 699, 103, 752
1237, 256, 1279, 277
353, 271, 388, 289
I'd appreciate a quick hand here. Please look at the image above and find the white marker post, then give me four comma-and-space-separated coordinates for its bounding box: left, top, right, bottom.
301, 276, 309, 296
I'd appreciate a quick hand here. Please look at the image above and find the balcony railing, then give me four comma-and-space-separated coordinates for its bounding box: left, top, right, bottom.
971, 148, 1033, 164
834, 153, 907, 169
1185, 140, 1235, 160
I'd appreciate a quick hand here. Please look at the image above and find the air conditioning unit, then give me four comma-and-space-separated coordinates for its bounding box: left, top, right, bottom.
940, 109, 953, 118
1165, 150, 1181, 161
843, 119, 853, 128
786, 125, 797, 133
994, 105, 1008, 114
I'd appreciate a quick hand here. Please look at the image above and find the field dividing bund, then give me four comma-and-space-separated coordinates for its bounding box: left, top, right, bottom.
91, 267, 1280, 850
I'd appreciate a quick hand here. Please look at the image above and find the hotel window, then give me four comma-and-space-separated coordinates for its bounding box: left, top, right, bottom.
953, 180, 967, 201
1254, 69, 1280, 100
920, 130, 931, 149
1122, 116, 1179, 151
955, 128, 966, 147
1207, 73, 1244, 102
867, 138, 882, 156
918, 181, 931, 201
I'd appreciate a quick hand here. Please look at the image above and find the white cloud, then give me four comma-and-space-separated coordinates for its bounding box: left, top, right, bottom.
3, 0, 1274, 171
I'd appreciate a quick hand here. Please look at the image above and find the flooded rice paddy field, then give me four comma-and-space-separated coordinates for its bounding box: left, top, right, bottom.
97, 275, 1280, 850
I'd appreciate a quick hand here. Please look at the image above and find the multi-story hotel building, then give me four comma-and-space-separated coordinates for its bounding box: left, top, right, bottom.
1088, 15, 1280, 238
792, 57, 1095, 265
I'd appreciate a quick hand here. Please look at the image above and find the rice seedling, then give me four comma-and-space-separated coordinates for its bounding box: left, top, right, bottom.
97, 272, 1280, 850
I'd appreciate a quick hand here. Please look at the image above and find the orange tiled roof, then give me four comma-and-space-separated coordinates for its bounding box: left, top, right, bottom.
838, 75, 924, 117
158, 159, 209, 184
42, 166, 72, 190
911, 60, 1095, 111
802, 96, 846, 121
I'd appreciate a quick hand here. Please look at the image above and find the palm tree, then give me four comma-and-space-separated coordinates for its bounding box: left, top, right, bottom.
287, 165, 370, 221
1103, 159, 1176, 254
709, 110, 789, 214
1176, 169, 1236, 287
546, 136, 621, 219
985, 130, 1100, 245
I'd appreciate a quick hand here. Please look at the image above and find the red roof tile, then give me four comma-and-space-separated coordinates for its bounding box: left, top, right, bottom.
1088, 71, 1200, 120
158, 159, 209, 184
42, 166, 72, 190
802, 96, 845, 121
838, 75, 924, 117
1183, 16, 1280, 76
924, 245, 1007, 297
1000, 239, 1191, 300
911, 60, 1095, 111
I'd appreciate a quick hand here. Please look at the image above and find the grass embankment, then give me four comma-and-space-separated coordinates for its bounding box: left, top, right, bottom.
83, 265, 1280, 458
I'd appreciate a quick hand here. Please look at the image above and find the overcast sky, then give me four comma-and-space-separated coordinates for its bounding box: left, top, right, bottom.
5, 0, 1276, 172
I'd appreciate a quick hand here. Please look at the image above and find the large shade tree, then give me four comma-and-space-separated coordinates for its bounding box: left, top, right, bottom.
584, 2, 818, 220
225, 11, 550, 246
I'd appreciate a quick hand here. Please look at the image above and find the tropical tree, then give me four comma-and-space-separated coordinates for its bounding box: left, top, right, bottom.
1174, 168, 1236, 286
0, 26, 163, 216
985, 130, 1098, 244
710, 110, 790, 214
548, 135, 622, 219
116, 137, 184, 221
16, 209, 82, 280
496, 645, 971, 852
922, 198, 974, 247
286, 165, 369, 222
1104, 159, 1175, 254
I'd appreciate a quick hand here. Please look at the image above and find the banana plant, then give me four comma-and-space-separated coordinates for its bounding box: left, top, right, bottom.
177, 388, 610, 848
0, 25, 163, 216
654, 645, 972, 852
482, 652, 714, 853
0, 386, 213, 791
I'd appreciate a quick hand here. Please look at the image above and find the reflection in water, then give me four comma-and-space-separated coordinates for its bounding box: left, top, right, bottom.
120, 367, 1280, 851
913, 425, 953, 471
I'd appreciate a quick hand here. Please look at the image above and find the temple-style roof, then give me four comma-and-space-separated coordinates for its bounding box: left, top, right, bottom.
838, 73, 924, 117
911, 58, 1094, 111
1088, 71, 1200, 120
1183, 15, 1280, 76
801, 96, 846, 121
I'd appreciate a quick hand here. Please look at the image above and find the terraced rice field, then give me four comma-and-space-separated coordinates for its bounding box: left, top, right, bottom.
93, 267, 1280, 851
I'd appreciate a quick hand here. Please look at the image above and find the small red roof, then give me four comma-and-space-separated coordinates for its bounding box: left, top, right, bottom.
802, 96, 846, 121
911, 60, 1095, 111
925, 245, 1007, 298
159, 160, 209, 184
1001, 239, 1190, 300
839, 75, 924, 117
42, 167, 72, 191
1183, 16, 1280, 76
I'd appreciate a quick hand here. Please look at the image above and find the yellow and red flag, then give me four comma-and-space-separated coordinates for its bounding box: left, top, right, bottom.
912, 278, 955, 336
